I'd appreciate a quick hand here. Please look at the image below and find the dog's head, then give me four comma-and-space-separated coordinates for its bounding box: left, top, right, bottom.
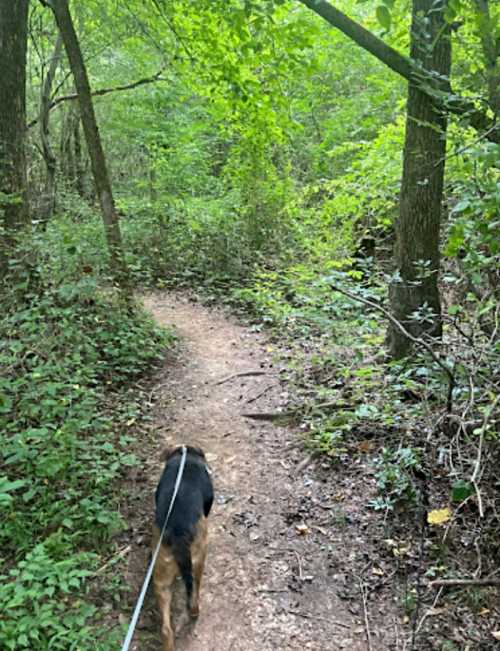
160, 445, 206, 462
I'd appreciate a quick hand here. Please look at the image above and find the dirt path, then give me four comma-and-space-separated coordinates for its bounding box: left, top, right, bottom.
125, 293, 399, 651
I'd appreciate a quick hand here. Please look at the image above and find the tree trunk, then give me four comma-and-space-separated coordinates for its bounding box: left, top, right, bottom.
39, 32, 63, 224
73, 111, 86, 198
46, 0, 130, 290
388, 0, 452, 358
0, 0, 29, 252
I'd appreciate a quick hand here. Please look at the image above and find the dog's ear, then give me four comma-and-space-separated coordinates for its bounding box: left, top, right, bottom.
160, 446, 177, 462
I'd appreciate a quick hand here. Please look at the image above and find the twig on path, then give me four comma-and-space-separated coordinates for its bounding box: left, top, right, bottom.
295, 452, 317, 473
414, 587, 444, 637
245, 384, 276, 404
294, 551, 304, 581
428, 578, 500, 588
96, 545, 131, 575
241, 411, 298, 421
285, 609, 351, 629
359, 579, 373, 651
214, 370, 269, 386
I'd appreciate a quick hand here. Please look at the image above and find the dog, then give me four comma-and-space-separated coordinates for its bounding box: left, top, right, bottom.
152, 445, 214, 651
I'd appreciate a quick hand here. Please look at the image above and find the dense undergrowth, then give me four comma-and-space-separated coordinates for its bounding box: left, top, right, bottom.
0, 235, 173, 650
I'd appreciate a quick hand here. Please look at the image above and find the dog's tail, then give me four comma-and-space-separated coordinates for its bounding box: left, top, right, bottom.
171, 540, 193, 607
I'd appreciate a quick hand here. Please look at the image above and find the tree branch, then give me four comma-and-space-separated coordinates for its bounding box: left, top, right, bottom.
330, 284, 455, 412
28, 68, 166, 128
297, 0, 499, 143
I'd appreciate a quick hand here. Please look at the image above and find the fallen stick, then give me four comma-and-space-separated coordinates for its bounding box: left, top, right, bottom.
286, 609, 350, 629
429, 578, 500, 588
359, 579, 373, 651
241, 411, 298, 421
295, 452, 317, 473
214, 370, 269, 386
245, 384, 276, 404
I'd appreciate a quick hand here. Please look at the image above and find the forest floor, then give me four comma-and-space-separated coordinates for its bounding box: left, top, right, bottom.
118, 291, 405, 651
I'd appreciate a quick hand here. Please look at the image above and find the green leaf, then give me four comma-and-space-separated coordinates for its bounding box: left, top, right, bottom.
376, 5, 392, 30
451, 480, 475, 503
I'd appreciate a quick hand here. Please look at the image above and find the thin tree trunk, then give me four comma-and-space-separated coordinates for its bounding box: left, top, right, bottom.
388, 0, 452, 358
39, 32, 63, 224
59, 103, 73, 185
73, 111, 86, 198
0, 0, 30, 260
45, 0, 130, 290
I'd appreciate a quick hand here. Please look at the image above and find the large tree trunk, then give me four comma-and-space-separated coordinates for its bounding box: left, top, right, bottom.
388, 0, 452, 358
39, 32, 63, 224
46, 0, 130, 290
0, 0, 30, 253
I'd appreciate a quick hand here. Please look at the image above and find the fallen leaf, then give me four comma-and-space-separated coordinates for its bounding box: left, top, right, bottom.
295, 524, 310, 536
427, 508, 451, 525
393, 545, 410, 557
372, 567, 384, 576
492, 631, 500, 641
358, 440, 373, 453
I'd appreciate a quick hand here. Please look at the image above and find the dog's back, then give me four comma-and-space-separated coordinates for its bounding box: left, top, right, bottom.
155, 446, 213, 611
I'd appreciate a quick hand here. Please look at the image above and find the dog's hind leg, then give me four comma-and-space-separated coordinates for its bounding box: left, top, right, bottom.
190, 517, 208, 618
152, 528, 177, 651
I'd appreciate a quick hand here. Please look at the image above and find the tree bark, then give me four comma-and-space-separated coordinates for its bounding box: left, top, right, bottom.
45, 0, 130, 290
0, 0, 30, 254
73, 111, 86, 198
60, 103, 76, 188
297, 0, 499, 143
388, 0, 452, 358
39, 32, 64, 224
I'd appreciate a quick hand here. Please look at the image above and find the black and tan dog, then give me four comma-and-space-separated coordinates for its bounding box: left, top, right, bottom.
153, 445, 214, 651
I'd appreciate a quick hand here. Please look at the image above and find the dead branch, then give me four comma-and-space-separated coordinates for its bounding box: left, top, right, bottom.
285, 609, 351, 629
245, 383, 276, 404
214, 370, 269, 386
295, 452, 317, 473
429, 578, 500, 588
359, 578, 373, 651
28, 68, 165, 128
241, 411, 297, 421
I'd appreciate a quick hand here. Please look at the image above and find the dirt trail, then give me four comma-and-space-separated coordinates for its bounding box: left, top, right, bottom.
125, 293, 398, 651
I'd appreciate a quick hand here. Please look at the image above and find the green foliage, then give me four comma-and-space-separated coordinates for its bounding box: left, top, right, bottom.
0, 234, 173, 650
371, 447, 422, 511
445, 140, 500, 297
0, 544, 102, 650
